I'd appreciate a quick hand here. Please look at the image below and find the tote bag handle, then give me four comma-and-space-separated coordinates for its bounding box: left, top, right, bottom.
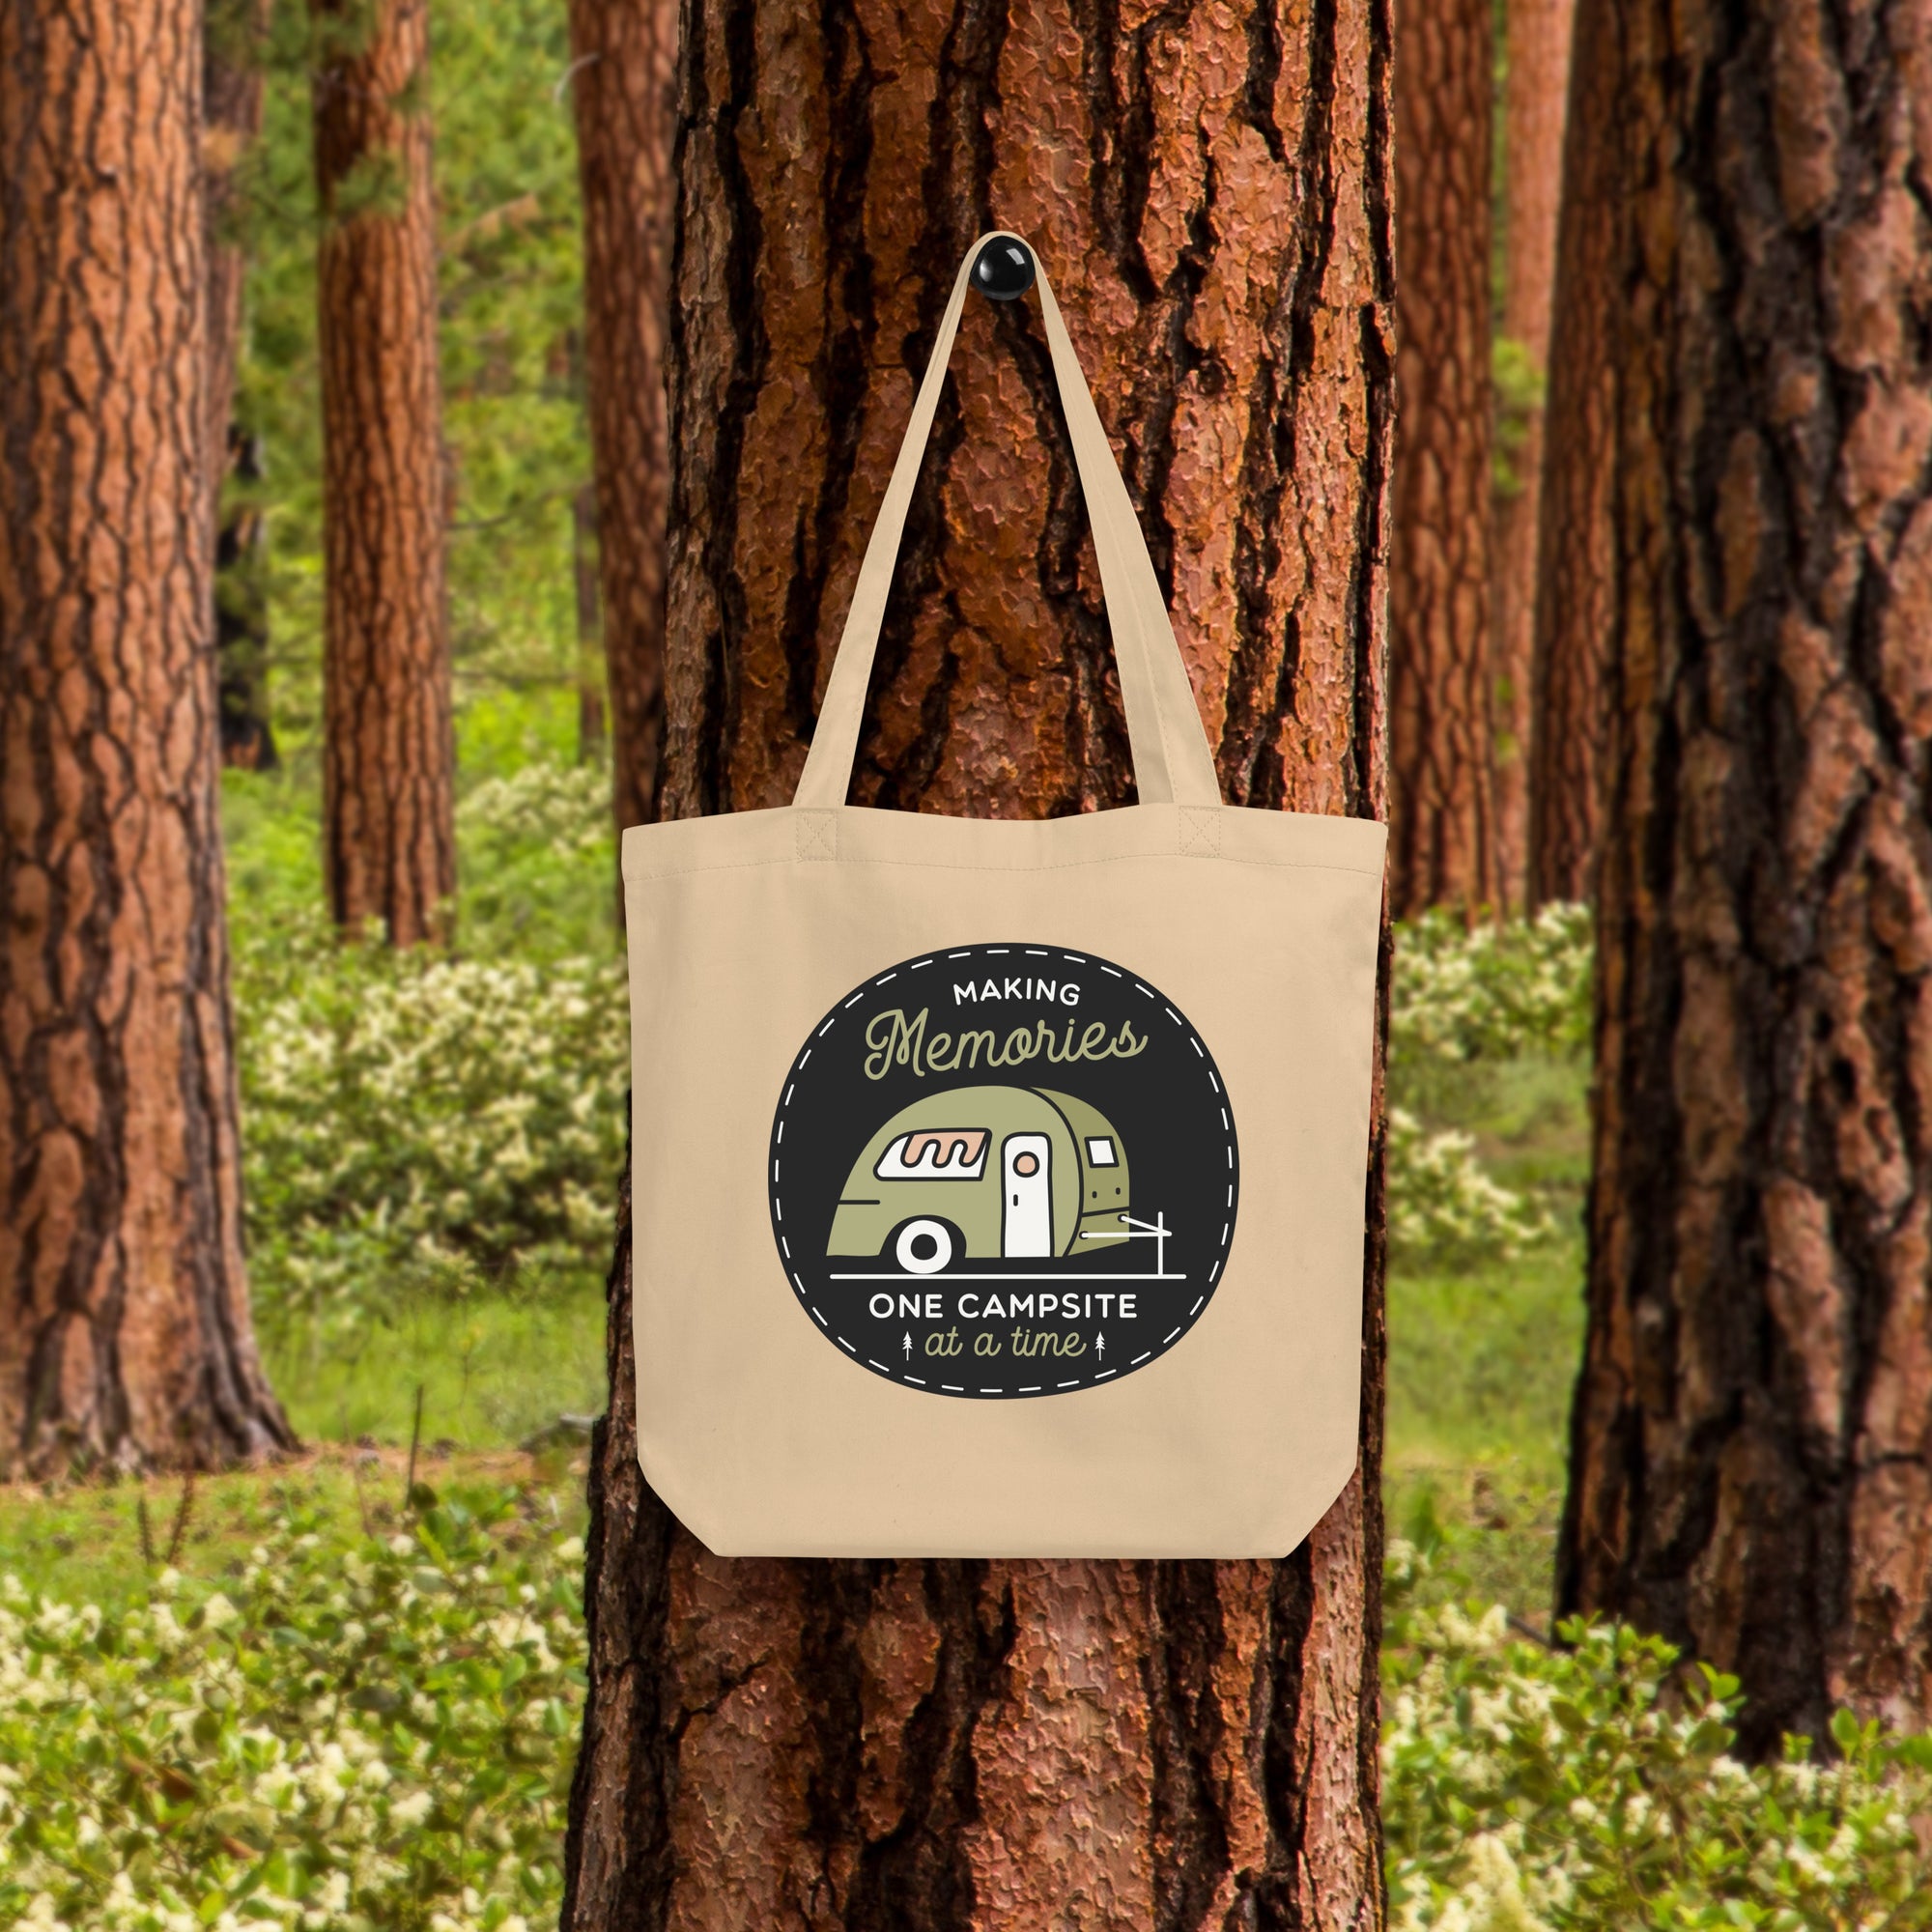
792, 234, 1223, 811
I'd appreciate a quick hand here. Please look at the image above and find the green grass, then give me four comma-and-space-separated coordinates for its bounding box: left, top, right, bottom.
0, 1446, 586, 1612
0, 1273, 606, 1613
1388, 1235, 1584, 1478
1384, 1050, 1590, 1624
264, 1281, 609, 1451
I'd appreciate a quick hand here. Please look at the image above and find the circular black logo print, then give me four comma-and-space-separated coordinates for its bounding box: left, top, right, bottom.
768, 943, 1239, 1399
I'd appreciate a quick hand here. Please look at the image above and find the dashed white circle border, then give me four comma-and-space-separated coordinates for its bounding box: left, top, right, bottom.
767, 943, 1240, 1400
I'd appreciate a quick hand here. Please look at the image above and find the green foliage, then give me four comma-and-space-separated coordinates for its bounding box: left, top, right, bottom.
267, 1289, 608, 1454
225, 745, 621, 1360
1388, 1109, 1551, 1264
456, 757, 616, 960
1387, 1231, 1583, 1485
1392, 904, 1593, 1077
234, 906, 626, 1340
1384, 1565, 1932, 1931
1384, 905, 1591, 1266
0, 1481, 584, 1932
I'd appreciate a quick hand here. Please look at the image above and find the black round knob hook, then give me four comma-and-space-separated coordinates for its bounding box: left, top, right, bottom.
972, 236, 1036, 301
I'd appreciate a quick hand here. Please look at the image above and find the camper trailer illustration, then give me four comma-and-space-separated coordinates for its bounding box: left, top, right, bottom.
827, 1084, 1138, 1274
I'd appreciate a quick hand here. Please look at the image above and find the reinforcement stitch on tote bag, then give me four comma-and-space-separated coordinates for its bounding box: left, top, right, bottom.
622, 232, 1386, 1559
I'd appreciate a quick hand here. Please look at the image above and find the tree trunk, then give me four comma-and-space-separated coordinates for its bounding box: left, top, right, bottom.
1523, 0, 1615, 906
1558, 0, 1932, 1751
1388, 0, 1495, 918
562, 3, 1395, 1924
204, 0, 265, 517
1490, 0, 1575, 908
0, 0, 295, 1476
216, 428, 279, 771
312, 0, 455, 947
566, 0, 671, 834
206, 0, 278, 773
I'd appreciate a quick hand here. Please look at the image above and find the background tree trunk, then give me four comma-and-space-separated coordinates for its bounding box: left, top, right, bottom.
561, 4, 1395, 1924
216, 427, 279, 771
566, 0, 672, 835
0, 0, 294, 1475
1388, 0, 1495, 917
204, 0, 266, 515
312, 0, 455, 947
1558, 0, 1932, 1751
1524, 0, 1616, 906
206, 0, 278, 773
1490, 0, 1575, 907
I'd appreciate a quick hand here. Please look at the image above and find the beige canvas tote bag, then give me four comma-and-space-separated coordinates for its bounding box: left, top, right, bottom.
623, 232, 1385, 1558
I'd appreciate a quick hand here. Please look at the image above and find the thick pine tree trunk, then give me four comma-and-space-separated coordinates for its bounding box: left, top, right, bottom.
1388, 0, 1495, 918
566, 0, 672, 835
1524, 0, 1615, 906
312, 0, 455, 947
562, 4, 1395, 1923
1558, 0, 1932, 1750
0, 0, 294, 1475
1490, 0, 1575, 908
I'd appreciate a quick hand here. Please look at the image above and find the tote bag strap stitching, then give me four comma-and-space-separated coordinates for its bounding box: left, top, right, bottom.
792, 232, 1222, 813
1179, 807, 1221, 858
793, 811, 838, 861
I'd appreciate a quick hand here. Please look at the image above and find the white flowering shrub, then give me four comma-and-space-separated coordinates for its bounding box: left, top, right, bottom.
234, 913, 627, 1331
1383, 904, 1593, 1267
0, 1482, 584, 1932
1383, 1555, 1932, 1931
1386, 1109, 1549, 1264
1392, 903, 1593, 1074
457, 762, 611, 863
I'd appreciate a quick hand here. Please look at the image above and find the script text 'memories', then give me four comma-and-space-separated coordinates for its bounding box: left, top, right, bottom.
863, 1007, 1149, 1083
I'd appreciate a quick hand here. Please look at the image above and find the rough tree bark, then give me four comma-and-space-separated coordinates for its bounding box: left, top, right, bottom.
1524, 0, 1616, 905
0, 0, 294, 1474
312, 0, 455, 946
1558, 0, 1932, 1751
561, 2, 1395, 1924
1388, 0, 1495, 917
1491, 0, 1576, 906
566, 0, 672, 834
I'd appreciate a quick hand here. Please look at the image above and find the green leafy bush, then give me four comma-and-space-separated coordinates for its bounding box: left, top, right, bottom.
1383, 904, 1592, 1266
1387, 1109, 1550, 1264
1384, 1553, 1932, 1931
456, 760, 616, 961
0, 1482, 583, 1932
235, 909, 626, 1335
1392, 904, 1593, 1074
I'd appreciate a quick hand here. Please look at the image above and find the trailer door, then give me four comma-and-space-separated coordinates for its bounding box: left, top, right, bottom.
1001, 1132, 1054, 1257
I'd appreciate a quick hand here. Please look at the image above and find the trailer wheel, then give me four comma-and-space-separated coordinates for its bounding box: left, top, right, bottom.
891, 1218, 955, 1275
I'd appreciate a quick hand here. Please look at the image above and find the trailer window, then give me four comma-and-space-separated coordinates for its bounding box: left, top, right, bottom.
1086, 1137, 1118, 1166
875, 1128, 989, 1180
